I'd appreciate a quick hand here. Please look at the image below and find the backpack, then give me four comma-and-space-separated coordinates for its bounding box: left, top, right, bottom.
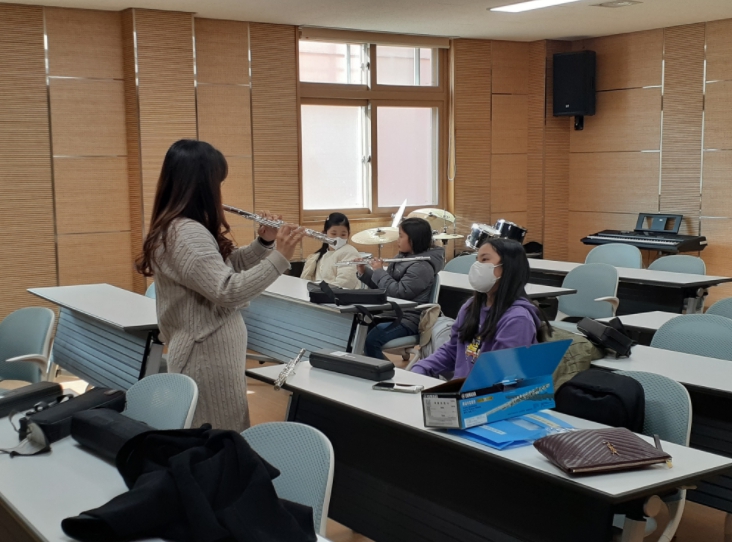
554, 369, 645, 433
538, 325, 604, 389
419, 316, 455, 359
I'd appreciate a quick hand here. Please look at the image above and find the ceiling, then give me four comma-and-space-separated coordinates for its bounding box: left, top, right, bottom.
11, 0, 732, 41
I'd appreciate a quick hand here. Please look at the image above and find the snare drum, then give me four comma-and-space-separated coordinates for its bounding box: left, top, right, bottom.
466, 223, 501, 250
494, 219, 528, 243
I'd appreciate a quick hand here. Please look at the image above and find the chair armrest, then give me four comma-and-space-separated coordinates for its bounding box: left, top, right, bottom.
5, 354, 48, 372
594, 296, 619, 314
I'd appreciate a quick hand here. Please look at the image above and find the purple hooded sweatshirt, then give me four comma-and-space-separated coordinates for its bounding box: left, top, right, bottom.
411, 298, 541, 379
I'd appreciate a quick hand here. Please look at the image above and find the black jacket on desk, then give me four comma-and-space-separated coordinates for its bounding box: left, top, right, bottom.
61, 425, 317, 542
358, 246, 445, 331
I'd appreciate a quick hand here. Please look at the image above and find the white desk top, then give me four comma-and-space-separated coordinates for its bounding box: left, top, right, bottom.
0, 422, 330, 542
593, 344, 732, 395
29, 284, 158, 332
265, 274, 417, 313
438, 271, 577, 298
598, 311, 680, 332
529, 259, 732, 288
247, 363, 732, 501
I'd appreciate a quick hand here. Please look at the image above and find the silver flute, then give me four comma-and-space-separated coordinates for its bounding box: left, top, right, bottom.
223, 205, 337, 247
274, 348, 306, 391
334, 256, 431, 267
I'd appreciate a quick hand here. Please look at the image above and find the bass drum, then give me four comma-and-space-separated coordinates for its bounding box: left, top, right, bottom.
494, 219, 528, 243
466, 223, 501, 250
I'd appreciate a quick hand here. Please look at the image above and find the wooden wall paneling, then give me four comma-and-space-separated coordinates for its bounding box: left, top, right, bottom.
195, 18, 249, 85
700, 218, 732, 306
54, 157, 130, 235
250, 23, 300, 225
705, 19, 732, 83
0, 4, 57, 318
570, 88, 661, 153
45, 8, 123, 79
568, 211, 639, 263
569, 152, 660, 214
492, 41, 529, 95
452, 39, 492, 229
702, 150, 732, 218
492, 94, 528, 154
543, 41, 571, 261
526, 40, 546, 246
660, 24, 704, 235
491, 154, 527, 213
703, 81, 732, 151
221, 156, 255, 213
57, 232, 134, 290
577, 30, 663, 91
196, 85, 252, 158
49, 78, 127, 157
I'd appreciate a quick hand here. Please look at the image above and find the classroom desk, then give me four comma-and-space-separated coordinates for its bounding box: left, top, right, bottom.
0, 423, 332, 542
437, 270, 577, 319
246, 362, 732, 542
593, 345, 732, 514
242, 274, 418, 363
528, 259, 732, 315
29, 284, 161, 390
597, 311, 680, 345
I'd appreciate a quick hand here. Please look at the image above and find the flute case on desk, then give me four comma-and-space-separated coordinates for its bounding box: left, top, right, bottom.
309, 349, 395, 381
0, 382, 63, 418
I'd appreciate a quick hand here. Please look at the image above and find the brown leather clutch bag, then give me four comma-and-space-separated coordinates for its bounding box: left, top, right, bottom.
534, 427, 672, 475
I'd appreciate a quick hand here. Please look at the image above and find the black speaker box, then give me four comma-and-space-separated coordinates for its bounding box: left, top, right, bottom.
553, 50, 596, 117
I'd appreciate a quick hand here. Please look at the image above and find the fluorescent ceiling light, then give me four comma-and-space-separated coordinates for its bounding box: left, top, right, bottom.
491, 0, 582, 13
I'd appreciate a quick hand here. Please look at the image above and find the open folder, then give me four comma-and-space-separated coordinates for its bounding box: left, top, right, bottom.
451, 411, 574, 450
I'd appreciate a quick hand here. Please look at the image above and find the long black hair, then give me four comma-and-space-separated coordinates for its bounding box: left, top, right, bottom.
314, 213, 351, 263
399, 217, 433, 254
457, 238, 550, 343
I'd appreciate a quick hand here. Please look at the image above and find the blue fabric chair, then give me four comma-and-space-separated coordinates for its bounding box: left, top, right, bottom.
242, 422, 334, 536
707, 297, 732, 320
145, 282, 156, 299
650, 314, 732, 361
0, 307, 56, 384
613, 371, 692, 541
648, 255, 706, 275
123, 373, 198, 430
585, 243, 643, 269
444, 254, 476, 274
552, 263, 619, 332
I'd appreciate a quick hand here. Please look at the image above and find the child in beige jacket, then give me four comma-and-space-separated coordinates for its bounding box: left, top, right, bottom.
301, 213, 360, 289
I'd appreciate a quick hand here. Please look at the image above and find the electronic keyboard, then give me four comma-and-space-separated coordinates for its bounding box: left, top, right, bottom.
581, 230, 707, 253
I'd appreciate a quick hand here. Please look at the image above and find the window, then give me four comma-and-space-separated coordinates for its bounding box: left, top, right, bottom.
299, 37, 446, 214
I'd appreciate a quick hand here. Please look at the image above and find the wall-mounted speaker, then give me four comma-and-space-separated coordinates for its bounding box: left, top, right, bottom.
553, 50, 596, 129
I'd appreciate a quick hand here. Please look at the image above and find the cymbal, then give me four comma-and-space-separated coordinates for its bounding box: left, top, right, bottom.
433, 233, 464, 240
408, 208, 456, 223
351, 227, 399, 245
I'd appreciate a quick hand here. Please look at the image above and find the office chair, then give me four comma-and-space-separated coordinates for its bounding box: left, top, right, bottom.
0, 307, 55, 385
648, 255, 705, 275
585, 243, 643, 269
123, 373, 198, 429
552, 263, 619, 333
145, 282, 156, 299
650, 314, 732, 361
444, 254, 477, 274
707, 297, 732, 320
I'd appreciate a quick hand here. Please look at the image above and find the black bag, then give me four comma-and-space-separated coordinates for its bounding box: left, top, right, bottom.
71, 408, 151, 461
309, 349, 395, 381
0, 382, 63, 418
554, 369, 645, 433
577, 317, 634, 357
307, 281, 387, 305
18, 387, 126, 443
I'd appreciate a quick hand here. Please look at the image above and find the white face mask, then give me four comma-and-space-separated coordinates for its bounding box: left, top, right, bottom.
330, 237, 348, 250
468, 261, 502, 293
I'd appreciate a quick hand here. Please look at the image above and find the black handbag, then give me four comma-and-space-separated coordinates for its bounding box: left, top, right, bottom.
576, 317, 634, 357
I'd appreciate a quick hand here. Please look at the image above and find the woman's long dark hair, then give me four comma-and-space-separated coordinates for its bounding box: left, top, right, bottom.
399, 217, 433, 254
314, 213, 351, 263
457, 238, 549, 343
135, 139, 232, 277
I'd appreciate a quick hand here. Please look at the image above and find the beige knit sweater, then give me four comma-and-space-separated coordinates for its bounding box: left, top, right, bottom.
153, 218, 290, 431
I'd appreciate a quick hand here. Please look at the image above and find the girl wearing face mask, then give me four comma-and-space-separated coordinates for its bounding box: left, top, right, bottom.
301, 213, 360, 289
411, 238, 548, 379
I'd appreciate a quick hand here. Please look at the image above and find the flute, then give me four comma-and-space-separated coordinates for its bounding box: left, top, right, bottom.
274, 348, 306, 391
334, 256, 431, 267
223, 205, 337, 247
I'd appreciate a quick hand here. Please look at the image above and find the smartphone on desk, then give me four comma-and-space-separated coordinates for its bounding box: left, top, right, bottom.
372, 382, 424, 394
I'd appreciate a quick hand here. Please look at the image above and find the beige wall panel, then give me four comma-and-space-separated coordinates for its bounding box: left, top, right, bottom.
54, 157, 130, 234
702, 151, 732, 218
195, 18, 249, 85
492, 94, 528, 154
570, 88, 661, 153
57, 232, 133, 290
491, 154, 527, 213
568, 211, 638, 263
704, 81, 732, 151
492, 41, 529, 95
197, 85, 252, 158
50, 78, 127, 157
45, 7, 123, 79
453, 39, 492, 227
569, 152, 660, 214
706, 19, 732, 83
250, 23, 300, 224
221, 156, 254, 215
526, 40, 548, 245
700, 218, 732, 306
0, 4, 57, 319
578, 30, 663, 91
